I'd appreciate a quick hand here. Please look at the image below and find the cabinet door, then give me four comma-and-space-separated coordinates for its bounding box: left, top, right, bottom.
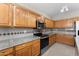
32, 39, 40, 56
0, 47, 14, 56
55, 20, 74, 28
28, 12, 36, 28
45, 19, 53, 28
63, 35, 75, 46
25, 10, 29, 27
49, 36, 52, 45
49, 20, 53, 28
15, 42, 32, 56
56, 34, 64, 42
52, 20, 54, 28
49, 35, 55, 45
14, 6, 25, 27
56, 34, 75, 46
45, 19, 49, 28
16, 46, 32, 56
55, 21, 61, 28
52, 35, 56, 43
65, 20, 73, 28
0, 4, 12, 26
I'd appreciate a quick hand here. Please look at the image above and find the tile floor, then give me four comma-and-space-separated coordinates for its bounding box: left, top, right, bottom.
42, 43, 77, 56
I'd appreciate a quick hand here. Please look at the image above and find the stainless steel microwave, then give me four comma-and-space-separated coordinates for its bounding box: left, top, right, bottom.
36, 20, 45, 29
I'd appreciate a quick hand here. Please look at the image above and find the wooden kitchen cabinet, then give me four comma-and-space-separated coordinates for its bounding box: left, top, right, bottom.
54, 21, 60, 28
56, 34, 75, 46
14, 6, 26, 27
15, 46, 32, 56
15, 41, 32, 56
0, 47, 14, 56
64, 20, 74, 28
52, 34, 56, 42
6, 53, 14, 56
54, 20, 64, 28
28, 12, 36, 28
25, 10, 29, 27
49, 35, 55, 45
45, 19, 54, 28
32, 39, 40, 56
0, 4, 13, 27
55, 19, 74, 28
15, 39, 40, 56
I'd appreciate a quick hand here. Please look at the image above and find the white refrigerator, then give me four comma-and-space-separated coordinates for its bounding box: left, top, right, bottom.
75, 21, 79, 55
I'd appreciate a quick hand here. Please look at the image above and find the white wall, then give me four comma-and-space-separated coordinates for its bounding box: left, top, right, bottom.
53, 11, 79, 20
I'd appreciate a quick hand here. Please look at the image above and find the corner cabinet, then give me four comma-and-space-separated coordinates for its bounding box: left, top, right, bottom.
0, 4, 13, 27
55, 20, 74, 28
45, 19, 54, 28
56, 34, 75, 46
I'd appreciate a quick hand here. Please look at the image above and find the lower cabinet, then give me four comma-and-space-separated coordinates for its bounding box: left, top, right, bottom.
15, 39, 40, 56
32, 39, 40, 56
56, 34, 75, 46
15, 41, 32, 56
0, 39, 40, 56
49, 35, 56, 45
0, 47, 14, 56
6, 53, 14, 56
15, 46, 32, 56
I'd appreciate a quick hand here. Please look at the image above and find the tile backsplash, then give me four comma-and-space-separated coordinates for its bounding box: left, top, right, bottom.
0, 28, 37, 41
0, 28, 39, 50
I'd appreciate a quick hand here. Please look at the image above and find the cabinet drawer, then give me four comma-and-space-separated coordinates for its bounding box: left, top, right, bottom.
32, 39, 40, 44
32, 50, 40, 56
0, 47, 13, 56
6, 53, 14, 56
15, 41, 32, 51
15, 46, 32, 56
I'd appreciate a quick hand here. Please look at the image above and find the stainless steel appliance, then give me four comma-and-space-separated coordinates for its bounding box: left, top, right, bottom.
75, 21, 79, 55
36, 20, 45, 29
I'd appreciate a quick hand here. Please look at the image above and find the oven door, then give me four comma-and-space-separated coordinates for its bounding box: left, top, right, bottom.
40, 37, 49, 49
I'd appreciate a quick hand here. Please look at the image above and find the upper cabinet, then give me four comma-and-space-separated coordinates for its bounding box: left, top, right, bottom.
64, 19, 74, 28
55, 19, 74, 28
45, 19, 54, 28
28, 12, 37, 28
14, 6, 26, 27
13, 5, 38, 28
0, 4, 13, 27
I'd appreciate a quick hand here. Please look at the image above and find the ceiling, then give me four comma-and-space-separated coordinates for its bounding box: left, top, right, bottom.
18, 3, 79, 19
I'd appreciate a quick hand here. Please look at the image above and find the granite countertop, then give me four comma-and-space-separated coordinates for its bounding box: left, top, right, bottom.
0, 31, 75, 51
0, 35, 40, 51
44, 32, 75, 37
43, 31, 75, 36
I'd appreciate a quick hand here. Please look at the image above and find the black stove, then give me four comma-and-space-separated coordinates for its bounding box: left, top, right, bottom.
34, 33, 49, 50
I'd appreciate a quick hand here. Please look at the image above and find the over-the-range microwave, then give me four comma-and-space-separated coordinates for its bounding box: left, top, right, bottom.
36, 20, 45, 29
